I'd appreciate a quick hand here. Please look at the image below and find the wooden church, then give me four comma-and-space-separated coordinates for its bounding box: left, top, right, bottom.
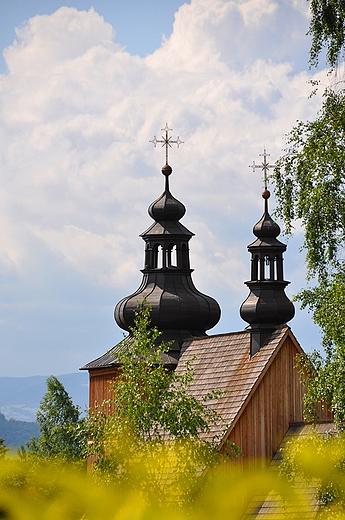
81, 126, 332, 463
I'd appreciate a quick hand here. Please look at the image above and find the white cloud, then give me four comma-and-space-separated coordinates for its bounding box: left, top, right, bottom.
32, 224, 139, 288
4, 7, 116, 75
0, 0, 326, 375
238, 0, 279, 26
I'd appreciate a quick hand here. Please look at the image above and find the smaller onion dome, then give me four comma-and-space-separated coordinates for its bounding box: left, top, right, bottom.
240, 189, 295, 356
253, 191, 281, 239
148, 191, 186, 222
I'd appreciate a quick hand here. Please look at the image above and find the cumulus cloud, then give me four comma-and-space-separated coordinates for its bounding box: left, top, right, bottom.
238, 0, 279, 26
0, 1, 326, 375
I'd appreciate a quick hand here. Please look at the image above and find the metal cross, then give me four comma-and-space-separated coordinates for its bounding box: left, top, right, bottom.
149, 123, 184, 165
249, 148, 274, 189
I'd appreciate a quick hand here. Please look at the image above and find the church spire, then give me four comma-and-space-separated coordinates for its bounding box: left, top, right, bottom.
240, 149, 295, 357
114, 125, 220, 365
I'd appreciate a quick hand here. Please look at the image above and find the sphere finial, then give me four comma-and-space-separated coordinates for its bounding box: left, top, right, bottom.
162, 164, 172, 177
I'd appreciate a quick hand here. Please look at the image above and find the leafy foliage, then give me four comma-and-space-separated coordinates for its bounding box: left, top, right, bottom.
25, 375, 86, 465
0, 454, 313, 520
87, 303, 231, 503
297, 349, 345, 427
298, 269, 345, 351
273, 88, 345, 279
272, 0, 345, 432
295, 269, 345, 429
281, 430, 345, 513
309, 0, 345, 68
273, 88, 345, 429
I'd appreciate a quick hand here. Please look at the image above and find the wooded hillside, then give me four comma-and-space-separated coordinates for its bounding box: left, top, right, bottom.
0, 412, 39, 449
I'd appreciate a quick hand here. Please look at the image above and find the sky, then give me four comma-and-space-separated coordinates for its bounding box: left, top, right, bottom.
0, 0, 330, 377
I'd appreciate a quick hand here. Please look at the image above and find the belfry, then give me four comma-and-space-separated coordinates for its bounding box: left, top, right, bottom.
115, 125, 220, 363
240, 150, 295, 356
240, 187, 295, 356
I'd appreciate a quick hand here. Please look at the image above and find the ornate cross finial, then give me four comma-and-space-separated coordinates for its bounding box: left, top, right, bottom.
249, 148, 274, 189
149, 123, 184, 165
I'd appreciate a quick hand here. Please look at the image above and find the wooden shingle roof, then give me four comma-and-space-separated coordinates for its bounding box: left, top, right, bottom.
80, 335, 179, 370
175, 326, 302, 441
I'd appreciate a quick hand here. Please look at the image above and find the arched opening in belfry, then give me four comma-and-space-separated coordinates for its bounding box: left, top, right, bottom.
275, 254, 283, 280
152, 243, 163, 269
167, 243, 177, 268
270, 256, 276, 280
157, 245, 163, 268
264, 255, 271, 280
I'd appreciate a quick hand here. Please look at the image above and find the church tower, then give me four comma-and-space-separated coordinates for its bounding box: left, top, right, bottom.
115, 124, 221, 365
240, 150, 295, 356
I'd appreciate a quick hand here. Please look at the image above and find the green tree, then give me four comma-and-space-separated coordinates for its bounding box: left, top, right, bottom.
87, 303, 233, 503
309, 0, 345, 68
272, 89, 345, 427
273, 88, 345, 280
271, 1, 345, 428
25, 375, 86, 465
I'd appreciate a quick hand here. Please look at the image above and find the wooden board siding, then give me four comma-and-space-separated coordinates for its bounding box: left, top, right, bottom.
224, 336, 333, 463
89, 368, 118, 410
225, 336, 304, 463
316, 401, 333, 422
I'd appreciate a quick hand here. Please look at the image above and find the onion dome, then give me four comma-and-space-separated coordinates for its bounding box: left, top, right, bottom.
148, 165, 186, 222
148, 189, 186, 222
253, 190, 281, 239
114, 163, 221, 365
240, 189, 295, 356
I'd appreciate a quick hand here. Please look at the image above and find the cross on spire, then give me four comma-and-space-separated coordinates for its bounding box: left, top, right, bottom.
150, 123, 184, 165
249, 148, 274, 189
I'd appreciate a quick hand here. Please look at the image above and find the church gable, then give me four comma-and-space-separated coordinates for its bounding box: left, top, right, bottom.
176, 327, 306, 461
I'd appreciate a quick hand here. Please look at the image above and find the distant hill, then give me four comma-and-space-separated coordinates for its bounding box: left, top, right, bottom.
0, 372, 89, 422
0, 412, 39, 449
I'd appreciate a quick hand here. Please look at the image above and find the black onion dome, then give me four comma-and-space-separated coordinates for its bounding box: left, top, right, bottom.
115, 284, 220, 338
253, 189, 280, 239
253, 212, 280, 239
148, 164, 186, 222
149, 191, 186, 222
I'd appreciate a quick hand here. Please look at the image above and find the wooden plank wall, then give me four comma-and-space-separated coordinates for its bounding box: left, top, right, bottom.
89, 368, 118, 410
226, 337, 305, 464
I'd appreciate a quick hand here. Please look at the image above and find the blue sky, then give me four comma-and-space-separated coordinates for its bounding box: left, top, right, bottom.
0, 0, 328, 377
